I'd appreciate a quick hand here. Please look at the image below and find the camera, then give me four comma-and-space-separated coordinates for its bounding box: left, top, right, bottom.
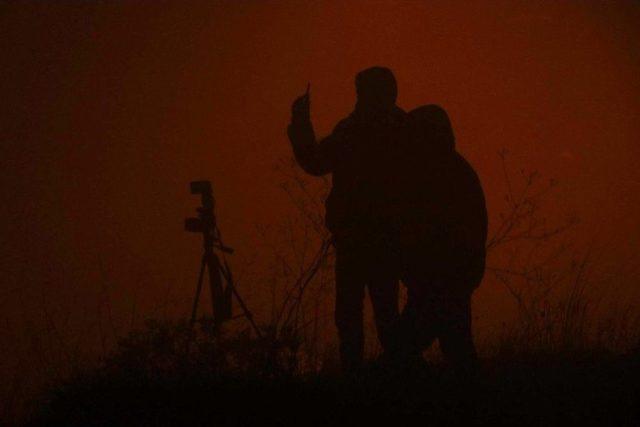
185, 180, 215, 233
190, 180, 212, 196
190, 180, 214, 209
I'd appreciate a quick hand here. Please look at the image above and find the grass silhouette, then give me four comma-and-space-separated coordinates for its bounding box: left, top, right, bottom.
13, 155, 640, 425
26, 317, 640, 426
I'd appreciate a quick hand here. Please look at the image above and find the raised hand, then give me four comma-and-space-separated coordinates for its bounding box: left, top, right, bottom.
291, 83, 311, 122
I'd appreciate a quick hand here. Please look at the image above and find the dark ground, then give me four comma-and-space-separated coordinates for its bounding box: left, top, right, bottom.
26, 352, 640, 426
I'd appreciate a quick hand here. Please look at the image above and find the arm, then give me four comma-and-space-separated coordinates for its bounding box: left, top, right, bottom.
287, 88, 343, 176
465, 161, 488, 249
453, 155, 488, 249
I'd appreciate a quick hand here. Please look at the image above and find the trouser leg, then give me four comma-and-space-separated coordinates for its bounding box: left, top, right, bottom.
392, 285, 426, 360
368, 272, 399, 355
397, 272, 442, 353
439, 293, 478, 371
334, 245, 366, 372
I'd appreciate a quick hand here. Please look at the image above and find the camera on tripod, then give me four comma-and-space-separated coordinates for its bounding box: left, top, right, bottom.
184, 180, 215, 234
184, 179, 262, 336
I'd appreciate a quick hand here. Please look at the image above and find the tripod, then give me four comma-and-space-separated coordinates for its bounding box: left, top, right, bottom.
185, 181, 261, 337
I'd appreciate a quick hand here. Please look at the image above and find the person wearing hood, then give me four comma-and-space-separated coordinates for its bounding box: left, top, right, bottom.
287, 67, 410, 372
396, 104, 487, 371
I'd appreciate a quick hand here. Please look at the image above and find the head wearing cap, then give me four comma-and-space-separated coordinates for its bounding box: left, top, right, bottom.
355, 67, 398, 111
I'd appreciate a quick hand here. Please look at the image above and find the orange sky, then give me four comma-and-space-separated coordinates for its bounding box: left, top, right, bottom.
2, 1, 640, 386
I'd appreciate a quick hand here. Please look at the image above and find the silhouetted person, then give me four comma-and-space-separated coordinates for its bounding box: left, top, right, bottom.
287, 67, 409, 372
397, 105, 487, 371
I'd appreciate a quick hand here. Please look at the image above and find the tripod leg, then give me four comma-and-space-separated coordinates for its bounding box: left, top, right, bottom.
190, 253, 207, 328
205, 251, 227, 327
220, 259, 262, 338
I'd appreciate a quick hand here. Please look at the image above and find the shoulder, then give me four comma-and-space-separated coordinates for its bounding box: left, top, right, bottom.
454, 153, 475, 174
389, 106, 409, 126
452, 153, 483, 188
335, 117, 353, 130
332, 115, 358, 133
319, 116, 355, 146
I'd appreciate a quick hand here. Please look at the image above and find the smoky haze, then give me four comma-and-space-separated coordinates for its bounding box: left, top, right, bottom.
1, 0, 640, 402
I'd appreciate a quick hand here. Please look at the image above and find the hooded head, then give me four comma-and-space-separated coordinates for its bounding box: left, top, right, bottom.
409, 104, 455, 152
355, 67, 398, 112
